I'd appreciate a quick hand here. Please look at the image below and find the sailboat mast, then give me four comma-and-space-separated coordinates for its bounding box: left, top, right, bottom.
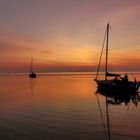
105, 23, 109, 80
30, 58, 33, 73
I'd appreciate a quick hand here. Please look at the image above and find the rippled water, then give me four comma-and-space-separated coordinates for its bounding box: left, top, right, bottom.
0, 72, 140, 140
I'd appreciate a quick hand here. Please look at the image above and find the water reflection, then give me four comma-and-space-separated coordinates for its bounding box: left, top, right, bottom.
29, 78, 35, 96
0, 74, 140, 140
96, 89, 140, 140
96, 89, 140, 106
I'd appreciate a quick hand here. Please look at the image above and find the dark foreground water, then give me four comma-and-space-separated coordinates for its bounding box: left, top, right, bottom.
0, 72, 140, 140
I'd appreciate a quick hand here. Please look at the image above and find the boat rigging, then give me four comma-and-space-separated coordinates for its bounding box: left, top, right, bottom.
95, 23, 140, 93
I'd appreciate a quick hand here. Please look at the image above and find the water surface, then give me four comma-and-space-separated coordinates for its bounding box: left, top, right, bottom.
0, 72, 140, 140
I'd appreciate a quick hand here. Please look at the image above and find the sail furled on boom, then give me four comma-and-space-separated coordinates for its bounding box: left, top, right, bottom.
106, 72, 120, 77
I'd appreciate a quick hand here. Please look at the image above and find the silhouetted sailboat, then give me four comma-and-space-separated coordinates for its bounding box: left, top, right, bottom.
29, 58, 36, 78
95, 23, 140, 93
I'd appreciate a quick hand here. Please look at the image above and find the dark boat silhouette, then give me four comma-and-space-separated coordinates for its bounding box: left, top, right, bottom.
95, 23, 140, 93
96, 88, 140, 106
29, 58, 36, 78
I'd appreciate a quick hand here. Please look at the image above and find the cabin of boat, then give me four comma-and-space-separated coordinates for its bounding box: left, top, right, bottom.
96, 79, 140, 93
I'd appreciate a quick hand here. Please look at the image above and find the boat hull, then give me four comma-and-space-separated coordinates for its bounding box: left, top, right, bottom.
95, 79, 139, 94
29, 73, 36, 78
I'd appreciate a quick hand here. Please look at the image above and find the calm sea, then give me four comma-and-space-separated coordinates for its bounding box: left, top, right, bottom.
0, 72, 140, 140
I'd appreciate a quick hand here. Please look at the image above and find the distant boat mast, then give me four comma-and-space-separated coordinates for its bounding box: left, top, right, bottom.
30, 58, 33, 73
29, 58, 36, 78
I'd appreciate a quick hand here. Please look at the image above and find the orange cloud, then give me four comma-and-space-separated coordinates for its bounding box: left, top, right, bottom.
0, 32, 140, 72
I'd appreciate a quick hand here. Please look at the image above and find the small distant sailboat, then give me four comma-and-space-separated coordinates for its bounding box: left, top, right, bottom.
95, 23, 140, 93
29, 58, 36, 78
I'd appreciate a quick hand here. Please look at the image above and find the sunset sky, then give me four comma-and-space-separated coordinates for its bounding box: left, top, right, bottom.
0, 0, 140, 72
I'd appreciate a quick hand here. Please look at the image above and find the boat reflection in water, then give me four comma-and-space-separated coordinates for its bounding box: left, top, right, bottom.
97, 88, 140, 106
96, 89, 140, 140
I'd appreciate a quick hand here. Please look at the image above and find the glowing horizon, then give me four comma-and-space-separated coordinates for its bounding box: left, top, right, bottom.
0, 0, 140, 72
